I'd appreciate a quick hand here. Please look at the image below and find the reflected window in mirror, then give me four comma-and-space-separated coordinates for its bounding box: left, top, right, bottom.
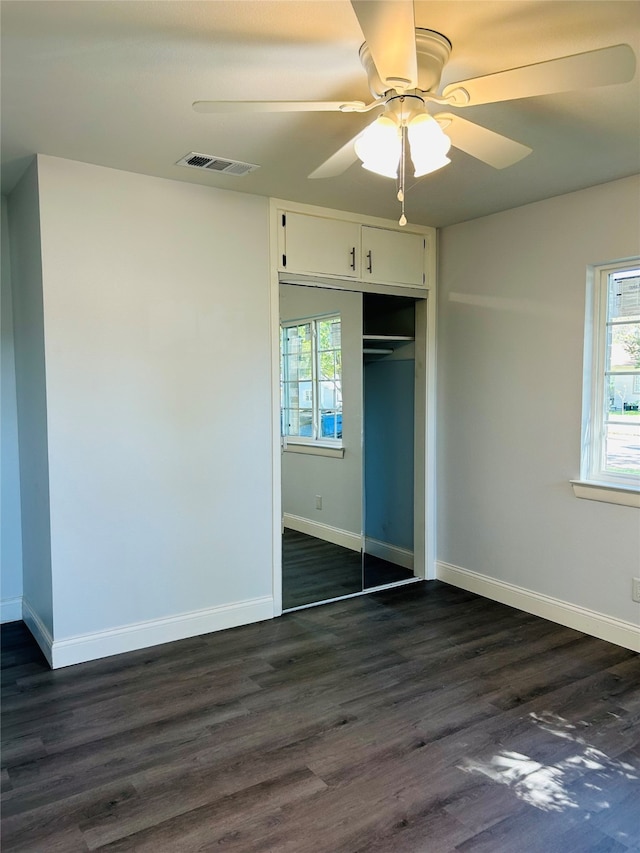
281, 315, 343, 446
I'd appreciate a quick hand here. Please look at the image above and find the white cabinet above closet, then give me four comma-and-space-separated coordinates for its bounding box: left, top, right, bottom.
361, 226, 425, 288
275, 205, 434, 290
279, 212, 361, 279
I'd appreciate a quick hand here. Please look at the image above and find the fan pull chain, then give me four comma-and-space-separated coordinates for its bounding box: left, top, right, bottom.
397, 124, 407, 226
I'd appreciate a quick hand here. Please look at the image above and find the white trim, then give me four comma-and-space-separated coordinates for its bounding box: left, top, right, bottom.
278, 274, 427, 298
364, 537, 414, 570
580, 258, 640, 488
570, 479, 640, 508
283, 442, 345, 458
436, 561, 640, 652
283, 513, 362, 552
1, 596, 23, 623
270, 206, 283, 618
22, 597, 54, 667
31, 597, 274, 670
283, 577, 421, 612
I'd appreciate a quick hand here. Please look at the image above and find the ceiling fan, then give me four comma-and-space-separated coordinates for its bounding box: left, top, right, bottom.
193, 0, 635, 200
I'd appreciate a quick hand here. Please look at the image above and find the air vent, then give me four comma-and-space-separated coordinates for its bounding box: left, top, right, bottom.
176, 152, 259, 176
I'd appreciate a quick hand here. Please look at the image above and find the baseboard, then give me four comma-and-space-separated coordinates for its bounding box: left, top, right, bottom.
436, 561, 640, 653
22, 598, 54, 667
26, 596, 274, 670
364, 537, 414, 571
283, 513, 362, 552
1, 596, 23, 624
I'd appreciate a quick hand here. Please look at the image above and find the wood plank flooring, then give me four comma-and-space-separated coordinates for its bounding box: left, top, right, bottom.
2, 581, 640, 852
282, 529, 414, 610
282, 529, 362, 609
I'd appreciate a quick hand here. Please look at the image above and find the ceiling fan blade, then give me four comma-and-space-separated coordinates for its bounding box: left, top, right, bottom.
308, 130, 366, 179
193, 100, 366, 114
437, 113, 532, 169
442, 44, 636, 107
351, 0, 418, 91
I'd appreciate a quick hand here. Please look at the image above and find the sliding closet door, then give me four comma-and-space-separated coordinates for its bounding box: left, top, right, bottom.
280, 283, 364, 609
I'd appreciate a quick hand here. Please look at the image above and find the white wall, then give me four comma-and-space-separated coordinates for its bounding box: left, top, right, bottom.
437, 176, 640, 639
1, 195, 24, 621
7, 154, 637, 662
19, 155, 273, 664
7, 162, 54, 637
364, 356, 414, 550
280, 283, 362, 537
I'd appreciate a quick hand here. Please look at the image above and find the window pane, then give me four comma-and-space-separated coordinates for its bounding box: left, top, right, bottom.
320, 411, 342, 439
607, 374, 640, 416
319, 380, 338, 410
608, 322, 640, 372
299, 381, 312, 408
282, 408, 313, 437
318, 351, 335, 380
280, 315, 341, 445
282, 408, 296, 436
604, 420, 640, 476
608, 273, 640, 322
285, 350, 311, 380
583, 260, 640, 487
298, 411, 313, 436
290, 323, 311, 345
284, 382, 299, 407
317, 318, 340, 352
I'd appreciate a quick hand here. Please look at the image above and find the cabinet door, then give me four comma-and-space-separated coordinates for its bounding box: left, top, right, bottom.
282, 212, 361, 278
361, 226, 425, 287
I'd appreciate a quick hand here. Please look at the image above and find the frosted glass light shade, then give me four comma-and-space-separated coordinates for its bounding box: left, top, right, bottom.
408, 114, 451, 177
354, 116, 401, 178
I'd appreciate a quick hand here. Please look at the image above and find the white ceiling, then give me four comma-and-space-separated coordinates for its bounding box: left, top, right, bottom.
2, 0, 639, 227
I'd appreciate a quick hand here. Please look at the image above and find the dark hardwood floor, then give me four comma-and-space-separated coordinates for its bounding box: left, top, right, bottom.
282, 529, 362, 609
282, 529, 415, 610
2, 581, 639, 852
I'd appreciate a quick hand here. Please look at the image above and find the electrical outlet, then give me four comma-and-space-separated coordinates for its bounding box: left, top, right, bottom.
315, 495, 322, 510
632, 578, 640, 603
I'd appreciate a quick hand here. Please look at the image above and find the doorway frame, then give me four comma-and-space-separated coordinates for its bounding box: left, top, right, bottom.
269, 199, 437, 618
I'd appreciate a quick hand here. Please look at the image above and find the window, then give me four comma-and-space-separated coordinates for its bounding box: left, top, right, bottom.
576, 259, 640, 503
280, 315, 342, 446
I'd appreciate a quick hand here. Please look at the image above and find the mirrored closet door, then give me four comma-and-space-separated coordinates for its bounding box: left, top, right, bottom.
280, 282, 424, 611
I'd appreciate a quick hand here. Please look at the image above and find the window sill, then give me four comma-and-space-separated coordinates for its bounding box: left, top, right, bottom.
283, 442, 345, 459
570, 480, 640, 508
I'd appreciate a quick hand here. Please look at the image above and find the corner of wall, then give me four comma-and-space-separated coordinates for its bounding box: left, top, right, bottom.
7, 158, 54, 640
1, 194, 24, 613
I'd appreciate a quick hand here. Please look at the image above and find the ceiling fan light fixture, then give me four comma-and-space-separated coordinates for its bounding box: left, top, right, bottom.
407, 113, 452, 177
412, 153, 451, 178
354, 115, 401, 178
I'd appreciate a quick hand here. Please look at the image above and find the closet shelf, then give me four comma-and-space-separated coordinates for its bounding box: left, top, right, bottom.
362, 334, 414, 343
362, 334, 415, 360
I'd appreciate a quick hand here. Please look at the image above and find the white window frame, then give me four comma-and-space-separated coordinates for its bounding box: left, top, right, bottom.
280, 314, 343, 453
572, 258, 640, 507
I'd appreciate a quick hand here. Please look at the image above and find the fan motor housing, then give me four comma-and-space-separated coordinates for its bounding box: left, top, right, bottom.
359, 28, 452, 97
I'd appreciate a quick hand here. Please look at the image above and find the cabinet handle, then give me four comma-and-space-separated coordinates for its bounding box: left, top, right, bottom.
350, 247, 356, 271
366, 250, 372, 274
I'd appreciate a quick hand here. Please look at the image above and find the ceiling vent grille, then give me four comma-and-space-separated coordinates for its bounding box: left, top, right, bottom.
176, 152, 259, 176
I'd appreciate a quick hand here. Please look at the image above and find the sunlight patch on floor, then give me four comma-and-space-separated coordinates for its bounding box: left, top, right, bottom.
457, 710, 639, 814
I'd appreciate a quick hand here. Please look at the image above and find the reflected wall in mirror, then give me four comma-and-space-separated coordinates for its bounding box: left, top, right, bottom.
280, 283, 363, 609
